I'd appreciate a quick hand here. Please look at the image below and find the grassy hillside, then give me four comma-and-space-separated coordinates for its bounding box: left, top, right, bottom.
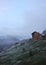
0, 40, 46, 65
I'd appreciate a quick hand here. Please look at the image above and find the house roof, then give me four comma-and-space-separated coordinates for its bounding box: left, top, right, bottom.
32, 31, 42, 36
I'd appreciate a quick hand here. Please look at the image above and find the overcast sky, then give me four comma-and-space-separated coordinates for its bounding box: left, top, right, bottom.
0, 0, 46, 37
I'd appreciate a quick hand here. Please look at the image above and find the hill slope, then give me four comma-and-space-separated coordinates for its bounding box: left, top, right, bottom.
0, 40, 46, 65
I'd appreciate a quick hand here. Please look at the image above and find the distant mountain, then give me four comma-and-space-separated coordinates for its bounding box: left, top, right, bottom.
0, 39, 46, 65
42, 29, 46, 35
0, 35, 19, 52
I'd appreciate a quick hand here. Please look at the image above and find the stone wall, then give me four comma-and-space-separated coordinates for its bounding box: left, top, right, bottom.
32, 31, 46, 41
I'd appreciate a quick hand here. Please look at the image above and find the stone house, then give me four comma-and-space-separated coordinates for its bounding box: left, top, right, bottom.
32, 31, 43, 41
42, 34, 46, 40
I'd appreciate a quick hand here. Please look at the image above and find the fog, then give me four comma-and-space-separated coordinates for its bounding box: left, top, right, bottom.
0, 0, 46, 38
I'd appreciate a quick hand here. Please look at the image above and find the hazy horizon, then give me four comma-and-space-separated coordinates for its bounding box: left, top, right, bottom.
0, 0, 46, 37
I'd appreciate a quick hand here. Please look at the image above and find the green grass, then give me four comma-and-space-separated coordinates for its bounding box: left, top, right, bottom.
0, 40, 46, 65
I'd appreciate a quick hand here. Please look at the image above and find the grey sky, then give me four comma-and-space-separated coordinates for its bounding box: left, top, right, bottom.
0, 0, 46, 37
